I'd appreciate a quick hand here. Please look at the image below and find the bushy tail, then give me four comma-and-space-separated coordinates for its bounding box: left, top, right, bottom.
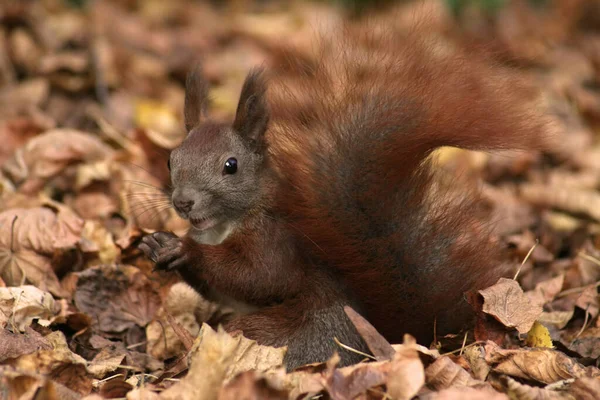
268, 27, 550, 343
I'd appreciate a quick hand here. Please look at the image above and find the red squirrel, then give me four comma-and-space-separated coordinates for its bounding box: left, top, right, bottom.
139, 30, 548, 370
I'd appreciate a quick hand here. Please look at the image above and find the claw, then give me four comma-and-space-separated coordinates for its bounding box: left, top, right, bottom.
140, 231, 188, 271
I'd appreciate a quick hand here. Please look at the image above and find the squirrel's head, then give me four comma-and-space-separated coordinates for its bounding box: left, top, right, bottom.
168, 67, 270, 238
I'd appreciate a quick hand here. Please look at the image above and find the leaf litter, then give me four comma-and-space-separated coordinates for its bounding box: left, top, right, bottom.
2, 0, 600, 399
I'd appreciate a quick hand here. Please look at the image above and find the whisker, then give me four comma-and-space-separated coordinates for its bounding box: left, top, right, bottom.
123, 180, 170, 191
126, 193, 170, 199
128, 200, 172, 211
131, 204, 172, 224
122, 161, 168, 178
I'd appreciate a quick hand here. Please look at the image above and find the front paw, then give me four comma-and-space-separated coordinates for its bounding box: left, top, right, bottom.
139, 231, 189, 271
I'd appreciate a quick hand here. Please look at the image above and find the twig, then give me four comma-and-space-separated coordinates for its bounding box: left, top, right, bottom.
459, 331, 468, 356
333, 337, 377, 361
514, 239, 538, 281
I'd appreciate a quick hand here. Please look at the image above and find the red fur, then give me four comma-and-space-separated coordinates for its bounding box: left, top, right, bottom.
167, 27, 549, 366
266, 28, 549, 344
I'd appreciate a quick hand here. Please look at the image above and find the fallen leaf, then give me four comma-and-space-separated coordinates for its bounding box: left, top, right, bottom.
344, 305, 395, 361
8, 330, 93, 395
127, 388, 161, 400
0, 326, 52, 362
218, 370, 288, 400
566, 327, 600, 359
87, 343, 128, 378
569, 377, 600, 400
486, 343, 588, 384
538, 311, 575, 330
526, 275, 565, 308
480, 278, 543, 334
520, 184, 600, 222
425, 356, 479, 390
0, 285, 57, 332
147, 311, 199, 361
98, 379, 134, 398
0, 204, 84, 297
526, 321, 554, 348
420, 385, 510, 399
463, 344, 491, 381
575, 285, 599, 319
79, 220, 120, 265
160, 324, 285, 400
134, 99, 184, 149
387, 335, 425, 400
505, 376, 573, 400
322, 354, 388, 400
74, 264, 161, 334
0, 366, 81, 400
2, 128, 113, 194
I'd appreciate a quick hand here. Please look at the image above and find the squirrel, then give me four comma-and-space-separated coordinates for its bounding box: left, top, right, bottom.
139, 29, 548, 370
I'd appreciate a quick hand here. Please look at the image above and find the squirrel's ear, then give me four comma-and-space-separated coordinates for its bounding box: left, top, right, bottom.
184, 65, 210, 133
232, 68, 270, 146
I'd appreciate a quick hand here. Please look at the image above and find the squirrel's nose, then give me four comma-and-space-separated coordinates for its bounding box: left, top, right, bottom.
173, 197, 194, 214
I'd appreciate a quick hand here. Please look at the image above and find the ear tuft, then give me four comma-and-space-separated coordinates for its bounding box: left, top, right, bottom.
184, 65, 210, 133
232, 67, 270, 146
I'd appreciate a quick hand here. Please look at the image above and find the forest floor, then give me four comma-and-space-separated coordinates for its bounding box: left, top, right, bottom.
1, 0, 600, 399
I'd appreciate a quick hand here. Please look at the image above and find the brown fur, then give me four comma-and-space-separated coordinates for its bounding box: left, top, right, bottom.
140, 26, 549, 370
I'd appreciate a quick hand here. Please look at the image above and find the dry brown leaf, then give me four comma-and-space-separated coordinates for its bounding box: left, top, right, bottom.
344, 305, 395, 361
98, 379, 134, 398
160, 324, 285, 400
505, 376, 574, 400
425, 356, 479, 390
322, 354, 388, 399
480, 278, 543, 334
463, 344, 491, 381
74, 264, 161, 334
79, 220, 120, 265
0, 204, 84, 297
520, 184, 600, 222
387, 335, 425, 400
486, 343, 587, 384
8, 330, 93, 395
0, 366, 81, 400
0, 326, 52, 362
87, 343, 128, 378
0, 285, 57, 331
526, 321, 554, 348
127, 388, 161, 400
134, 99, 184, 148
2, 129, 113, 194
0, 78, 49, 115
3, 129, 112, 193
566, 327, 600, 359
278, 369, 324, 399
569, 377, 600, 400
538, 311, 575, 330
147, 311, 200, 361
218, 370, 288, 400
526, 275, 565, 308
420, 385, 510, 400
575, 285, 599, 319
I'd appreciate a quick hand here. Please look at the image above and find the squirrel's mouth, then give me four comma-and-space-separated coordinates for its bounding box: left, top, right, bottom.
189, 216, 218, 231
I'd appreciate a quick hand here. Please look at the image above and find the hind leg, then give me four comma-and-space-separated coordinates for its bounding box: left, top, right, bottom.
224, 302, 370, 370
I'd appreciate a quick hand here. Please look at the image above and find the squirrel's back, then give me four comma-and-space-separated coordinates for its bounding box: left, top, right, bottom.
266, 28, 549, 343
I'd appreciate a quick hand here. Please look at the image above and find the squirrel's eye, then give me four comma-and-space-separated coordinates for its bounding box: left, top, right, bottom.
167, 159, 171, 171
224, 158, 238, 175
